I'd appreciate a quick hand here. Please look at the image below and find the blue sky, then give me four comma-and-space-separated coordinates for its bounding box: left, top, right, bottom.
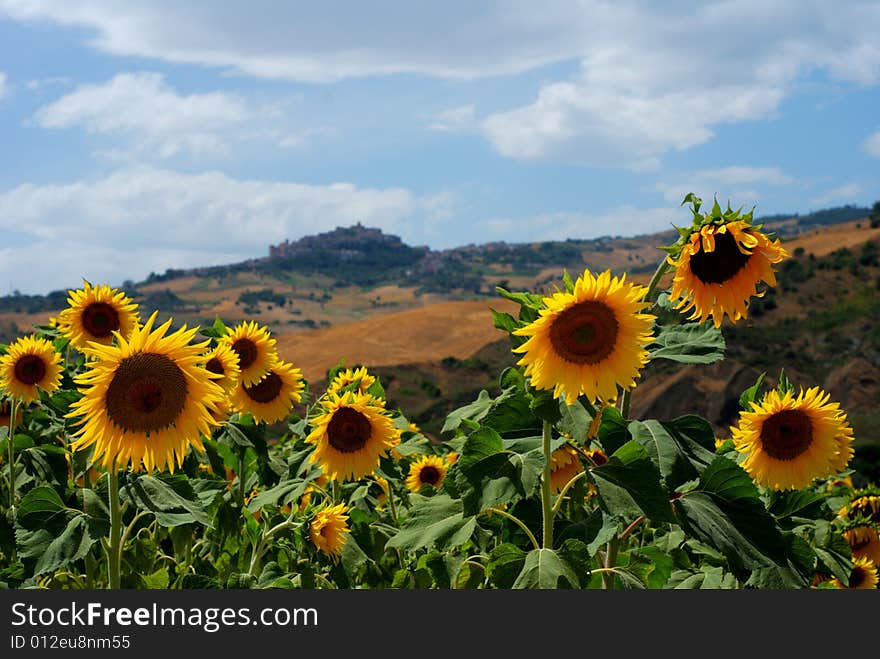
0, 1, 878, 295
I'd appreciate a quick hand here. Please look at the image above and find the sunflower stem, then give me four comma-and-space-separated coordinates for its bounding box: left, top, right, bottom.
237, 445, 247, 509
107, 471, 122, 589
551, 470, 587, 518
601, 536, 620, 590
6, 398, 18, 562
82, 453, 95, 588
479, 507, 539, 551
541, 420, 554, 549
644, 256, 670, 307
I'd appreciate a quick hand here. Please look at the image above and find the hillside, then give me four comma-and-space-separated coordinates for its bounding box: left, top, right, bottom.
0, 206, 877, 467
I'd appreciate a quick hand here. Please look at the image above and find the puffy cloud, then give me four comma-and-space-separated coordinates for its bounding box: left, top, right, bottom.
427, 105, 476, 132
32, 72, 257, 159
808, 182, 862, 207
863, 130, 880, 158
655, 166, 794, 205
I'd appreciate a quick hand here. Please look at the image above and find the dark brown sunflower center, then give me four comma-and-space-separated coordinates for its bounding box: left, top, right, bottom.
14, 355, 46, 385
205, 357, 224, 375
82, 302, 120, 338
760, 409, 813, 461
549, 301, 619, 365
419, 466, 442, 486
244, 372, 282, 403
327, 407, 372, 453
105, 352, 188, 434
689, 230, 751, 284
849, 567, 867, 588
590, 451, 608, 467
232, 338, 258, 369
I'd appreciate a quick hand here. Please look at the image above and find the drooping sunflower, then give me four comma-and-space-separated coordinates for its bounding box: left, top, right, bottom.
842, 524, 880, 565
309, 502, 350, 562
0, 335, 63, 404
218, 321, 279, 386
66, 311, 225, 473
830, 557, 879, 590
306, 391, 401, 481
404, 454, 449, 493
730, 386, 854, 490
840, 493, 880, 524
513, 269, 656, 405
327, 366, 376, 396
56, 280, 140, 352
229, 359, 305, 424
549, 445, 584, 494
666, 194, 788, 328
201, 342, 241, 394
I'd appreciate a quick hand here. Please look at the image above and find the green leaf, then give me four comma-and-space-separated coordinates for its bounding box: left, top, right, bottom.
627, 546, 675, 589
529, 389, 562, 425
142, 568, 170, 589
386, 495, 476, 553
556, 398, 595, 443
486, 543, 527, 589
121, 474, 211, 527
596, 405, 630, 455
647, 322, 726, 364
592, 440, 672, 523
16, 486, 69, 529
672, 457, 791, 581
767, 489, 832, 523
557, 508, 618, 555
512, 548, 579, 589
629, 417, 716, 491
739, 372, 766, 411
33, 513, 109, 576
442, 390, 494, 434
811, 521, 852, 584
457, 427, 504, 470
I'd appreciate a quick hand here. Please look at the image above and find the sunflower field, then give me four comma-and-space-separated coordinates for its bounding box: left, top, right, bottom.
1, 193, 878, 591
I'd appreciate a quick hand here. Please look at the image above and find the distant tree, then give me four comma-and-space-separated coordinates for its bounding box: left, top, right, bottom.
871, 200, 880, 228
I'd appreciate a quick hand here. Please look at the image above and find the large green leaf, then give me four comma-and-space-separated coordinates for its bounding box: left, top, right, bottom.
629, 417, 716, 491
557, 508, 619, 555
16, 486, 69, 529
591, 440, 673, 523
556, 398, 595, 443
810, 520, 852, 584
33, 513, 108, 576
486, 543, 527, 589
512, 548, 579, 589
672, 457, 792, 582
121, 474, 211, 527
647, 322, 726, 364
386, 495, 477, 553
453, 428, 545, 516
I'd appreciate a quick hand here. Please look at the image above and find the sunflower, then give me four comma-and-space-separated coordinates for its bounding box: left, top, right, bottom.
218, 321, 279, 386
298, 473, 330, 512
56, 280, 139, 352
201, 342, 241, 394
830, 557, 879, 590
229, 360, 304, 424
0, 335, 63, 404
840, 494, 880, 524
0, 399, 22, 428
66, 311, 225, 473
842, 524, 880, 565
327, 366, 376, 396
404, 454, 449, 493
549, 445, 584, 494
306, 391, 401, 481
666, 195, 788, 328
512, 269, 656, 405
730, 386, 854, 490
309, 502, 350, 562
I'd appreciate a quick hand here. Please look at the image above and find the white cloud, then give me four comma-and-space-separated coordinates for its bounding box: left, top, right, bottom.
32, 72, 255, 159
0, 167, 438, 294
427, 105, 476, 132
482, 206, 677, 244
863, 130, 880, 158
4, 2, 879, 167
808, 182, 862, 207
655, 166, 794, 205
0, 71, 7, 100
